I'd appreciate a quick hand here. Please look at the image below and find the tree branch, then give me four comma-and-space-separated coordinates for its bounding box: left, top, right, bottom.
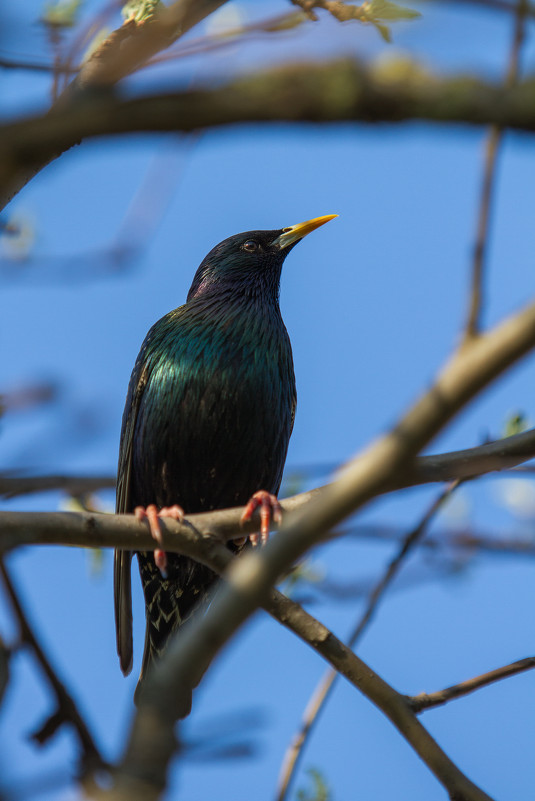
0, 473, 116, 499
0, 0, 230, 211
103, 525, 497, 801
2, 421, 535, 545
5, 59, 535, 211
409, 656, 535, 712
4, 399, 535, 504
0, 557, 103, 772
61, 0, 231, 97
266, 591, 496, 801
343, 522, 535, 557
465, 0, 527, 338
0, 456, 527, 797
276, 481, 461, 801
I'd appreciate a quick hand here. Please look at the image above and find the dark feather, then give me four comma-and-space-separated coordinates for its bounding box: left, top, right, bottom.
114, 223, 327, 705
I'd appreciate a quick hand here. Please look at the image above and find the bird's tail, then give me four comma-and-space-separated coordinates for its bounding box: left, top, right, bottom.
134, 552, 216, 713
133, 626, 193, 718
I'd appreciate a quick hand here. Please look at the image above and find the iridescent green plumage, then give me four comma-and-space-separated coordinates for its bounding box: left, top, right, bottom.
114, 217, 336, 707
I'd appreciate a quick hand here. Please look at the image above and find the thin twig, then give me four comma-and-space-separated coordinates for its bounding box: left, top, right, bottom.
266, 591, 496, 801
343, 522, 535, 558
409, 656, 535, 711
58, 0, 124, 92
0, 557, 103, 772
440, 0, 535, 17
275, 481, 460, 801
145, 10, 306, 68
465, 0, 527, 338
0, 56, 78, 74
0, 473, 116, 498
0, 10, 305, 82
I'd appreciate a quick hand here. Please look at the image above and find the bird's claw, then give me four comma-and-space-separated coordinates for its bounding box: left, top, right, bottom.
240, 491, 282, 547
135, 504, 185, 578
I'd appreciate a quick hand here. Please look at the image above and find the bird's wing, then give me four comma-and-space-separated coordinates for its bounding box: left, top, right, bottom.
114, 356, 151, 677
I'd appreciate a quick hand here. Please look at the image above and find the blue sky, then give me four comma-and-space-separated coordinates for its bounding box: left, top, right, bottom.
1, 2, 535, 799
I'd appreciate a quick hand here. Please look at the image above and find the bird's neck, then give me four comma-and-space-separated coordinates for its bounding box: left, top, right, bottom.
184, 287, 285, 342
189, 280, 281, 313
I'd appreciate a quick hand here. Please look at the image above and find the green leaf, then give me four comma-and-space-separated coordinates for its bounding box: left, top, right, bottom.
503, 410, 530, 438
262, 11, 309, 32
121, 0, 162, 23
296, 768, 332, 801
41, 0, 82, 28
365, 0, 422, 20
373, 20, 392, 41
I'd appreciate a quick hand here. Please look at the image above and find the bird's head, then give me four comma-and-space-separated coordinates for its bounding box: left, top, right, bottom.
187, 215, 337, 302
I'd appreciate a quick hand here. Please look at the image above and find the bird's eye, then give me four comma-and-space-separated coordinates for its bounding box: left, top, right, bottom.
243, 240, 258, 252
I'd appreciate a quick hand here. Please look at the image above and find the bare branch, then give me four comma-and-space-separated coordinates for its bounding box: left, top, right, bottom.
442, 0, 535, 17
0, 473, 116, 499
61, 0, 231, 98
465, 0, 527, 338
344, 522, 535, 557
52, 510, 494, 801
6, 59, 535, 212
0, 56, 78, 74
0, 470, 526, 797
276, 481, 461, 801
11, 504, 511, 800
266, 591, 496, 801
403, 425, 535, 487
0, 557, 103, 772
410, 657, 535, 712
108, 532, 497, 801
0, 0, 230, 211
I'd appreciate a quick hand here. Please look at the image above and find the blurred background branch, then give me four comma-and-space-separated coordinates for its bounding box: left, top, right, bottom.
7, 59, 535, 211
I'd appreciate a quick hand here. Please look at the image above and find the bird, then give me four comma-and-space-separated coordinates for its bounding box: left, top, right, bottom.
114, 214, 337, 708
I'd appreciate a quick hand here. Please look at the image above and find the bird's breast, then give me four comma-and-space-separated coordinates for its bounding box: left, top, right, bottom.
131, 308, 296, 513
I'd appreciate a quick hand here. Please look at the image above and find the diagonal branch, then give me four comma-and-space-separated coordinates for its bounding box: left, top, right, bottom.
275, 480, 461, 801
0, 473, 117, 499
61, 0, 231, 97
104, 524, 498, 801
266, 591, 496, 801
465, 0, 527, 338
409, 656, 535, 712
0, 461, 528, 796
343, 522, 535, 557
0, 557, 103, 772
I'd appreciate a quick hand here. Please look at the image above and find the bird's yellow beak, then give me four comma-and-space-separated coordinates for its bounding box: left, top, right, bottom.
272, 214, 338, 249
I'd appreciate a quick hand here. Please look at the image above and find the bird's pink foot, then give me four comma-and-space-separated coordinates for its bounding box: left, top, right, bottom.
240, 490, 282, 547
135, 504, 184, 578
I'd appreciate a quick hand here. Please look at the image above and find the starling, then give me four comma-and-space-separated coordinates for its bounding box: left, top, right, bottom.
114, 214, 337, 706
